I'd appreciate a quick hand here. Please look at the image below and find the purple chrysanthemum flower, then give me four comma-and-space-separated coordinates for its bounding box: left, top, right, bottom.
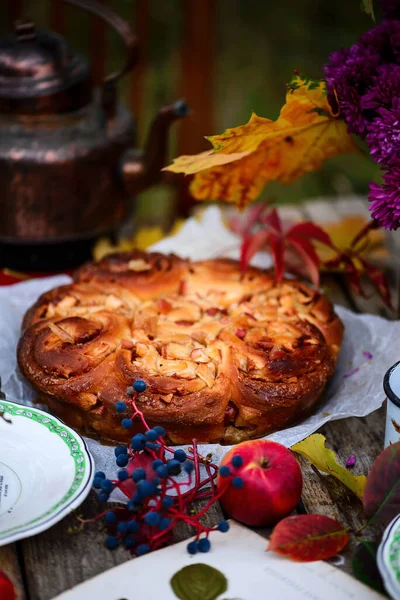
367, 98, 400, 165
380, 0, 400, 20
324, 45, 380, 135
369, 166, 400, 230
361, 64, 400, 110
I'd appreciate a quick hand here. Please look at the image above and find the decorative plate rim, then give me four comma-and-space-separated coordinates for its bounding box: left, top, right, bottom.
377, 513, 400, 600
0, 399, 94, 546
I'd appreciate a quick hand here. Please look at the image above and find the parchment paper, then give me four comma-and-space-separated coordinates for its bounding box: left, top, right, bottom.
0, 207, 396, 498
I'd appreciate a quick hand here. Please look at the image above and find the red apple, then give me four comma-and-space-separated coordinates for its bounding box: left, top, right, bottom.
217, 439, 302, 526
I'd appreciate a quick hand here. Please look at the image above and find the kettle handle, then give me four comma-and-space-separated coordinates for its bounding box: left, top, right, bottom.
62, 0, 138, 86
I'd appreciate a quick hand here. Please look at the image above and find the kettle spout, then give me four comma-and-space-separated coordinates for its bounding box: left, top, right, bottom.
121, 99, 189, 197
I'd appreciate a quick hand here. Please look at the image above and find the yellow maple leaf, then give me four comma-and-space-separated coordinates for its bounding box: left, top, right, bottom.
164, 76, 359, 208
292, 433, 366, 500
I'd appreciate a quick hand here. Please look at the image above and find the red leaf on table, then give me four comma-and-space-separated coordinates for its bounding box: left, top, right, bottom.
359, 257, 393, 309
288, 222, 335, 248
262, 207, 283, 233
0, 571, 16, 600
288, 237, 321, 287
268, 514, 349, 562
363, 441, 400, 527
240, 231, 270, 272
269, 233, 285, 283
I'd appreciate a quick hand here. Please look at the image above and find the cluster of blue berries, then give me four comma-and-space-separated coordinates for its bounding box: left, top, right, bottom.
93, 378, 230, 557
187, 520, 230, 555
218, 454, 244, 488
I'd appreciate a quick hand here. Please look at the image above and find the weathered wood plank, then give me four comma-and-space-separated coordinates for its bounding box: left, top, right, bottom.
0, 544, 25, 599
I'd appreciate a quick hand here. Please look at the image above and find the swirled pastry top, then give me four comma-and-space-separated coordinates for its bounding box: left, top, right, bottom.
18, 251, 344, 445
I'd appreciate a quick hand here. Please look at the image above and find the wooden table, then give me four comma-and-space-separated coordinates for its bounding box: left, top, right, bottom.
1, 197, 396, 600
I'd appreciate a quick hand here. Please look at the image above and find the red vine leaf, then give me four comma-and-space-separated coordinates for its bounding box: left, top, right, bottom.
240, 231, 270, 273
363, 441, 400, 527
0, 571, 16, 600
268, 514, 349, 562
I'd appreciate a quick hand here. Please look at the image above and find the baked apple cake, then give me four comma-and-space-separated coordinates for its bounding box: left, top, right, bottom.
17, 251, 343, 444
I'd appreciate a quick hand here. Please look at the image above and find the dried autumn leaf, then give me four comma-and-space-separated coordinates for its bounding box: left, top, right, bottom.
363, 441, 400, 527
164, 76, 359, 207
268, 514, 349, 562
292, 434, 367, 500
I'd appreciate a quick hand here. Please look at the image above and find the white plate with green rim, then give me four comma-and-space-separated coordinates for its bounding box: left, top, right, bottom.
0, 399, 94, 546
377, 514, 400, 599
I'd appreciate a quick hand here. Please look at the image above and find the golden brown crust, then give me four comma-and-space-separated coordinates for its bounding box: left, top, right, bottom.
18, 251, 344, 444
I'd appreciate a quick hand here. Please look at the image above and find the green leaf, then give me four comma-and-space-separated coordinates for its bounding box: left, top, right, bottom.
361, 0, 375, 21
352, 541, 386, 594
170, 564, 228, 600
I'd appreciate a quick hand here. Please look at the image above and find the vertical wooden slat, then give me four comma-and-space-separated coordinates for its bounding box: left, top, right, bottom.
176, 0, 216, 217
130, 0, 150, 140
49, 0, 66, 35
91, 0, 108, 86
8, 0, 24, 24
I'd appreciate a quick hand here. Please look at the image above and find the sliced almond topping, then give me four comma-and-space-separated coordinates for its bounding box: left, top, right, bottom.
57, 295, 77, 310
160, 393, 173, 403
121, 338, 134, 349
47, 322, 75, 344
46, 303, 55, 318
163, 342, 193, 360
190, 347, 210, 363
105, 294, 123, 310
128, 258, 151, 272
195, 364, 216, 388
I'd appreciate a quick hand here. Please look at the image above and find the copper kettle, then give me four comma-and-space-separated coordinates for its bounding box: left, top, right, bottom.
0, 0, 188, 270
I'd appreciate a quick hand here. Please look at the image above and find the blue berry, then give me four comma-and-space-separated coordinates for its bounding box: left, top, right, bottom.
118, 469, 129, 482
137, 480, 156, 497
187, 541, 198, 555
115, 401, 126, 413
95, 471, 106, 480
133, 380, 147, 393
122, 418, 133, 430
153, 426, 165, 437
114, 445, 128, 457
131, 433, 146, 450
132, 468, 146, 482
232, 476, 244, 489
231, 455, 243, 468
152, 477, 161, 486
162, 496, 174, 509
123, 535, 136, 549
127, 520, 140, 534
217, 520, 230, 532
137, 544, 151, 556
144, 511, 161, 527
152, 459, 164, 470
159, 517, 171, 530
100, 479, 114, 493
127, 500, 139, 511
132, 492, 144, 505
167, 459, 181, 475
93, 477, 103, 489
219, 465, 231, 477
145, 442, 161, 450
104, 511, 117, 525
117, 521, 129, 534
156, 465, 169, 479
105, 536, 118, 550
98, 492, 110, 502
183, 461, 194, 474
116, 454, 129, 468
145, 429, 158, 441
198, 538, 211, 552
174, 449, 187, 463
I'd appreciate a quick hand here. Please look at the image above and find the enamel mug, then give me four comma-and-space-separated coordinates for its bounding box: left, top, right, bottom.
384, 361, 400, 448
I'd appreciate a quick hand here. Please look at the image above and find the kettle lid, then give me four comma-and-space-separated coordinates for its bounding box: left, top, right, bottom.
0, 20, 92, 115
